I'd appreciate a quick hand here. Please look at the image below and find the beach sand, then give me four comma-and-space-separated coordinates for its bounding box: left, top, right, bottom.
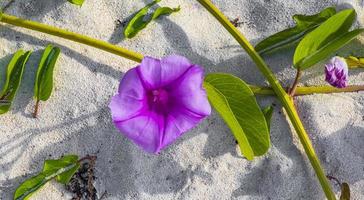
0, 0, 363, 199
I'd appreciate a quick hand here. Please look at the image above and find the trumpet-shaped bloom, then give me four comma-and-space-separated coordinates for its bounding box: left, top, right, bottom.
109, 55, 211, 153
325, 56, 348, 88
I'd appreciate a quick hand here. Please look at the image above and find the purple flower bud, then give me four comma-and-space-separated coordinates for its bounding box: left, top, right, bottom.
325, 56, 348, 88
109, 55, 211, 153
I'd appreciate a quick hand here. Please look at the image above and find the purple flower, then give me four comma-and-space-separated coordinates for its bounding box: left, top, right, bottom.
109, 55, 211, 153
325, 56, 348, 88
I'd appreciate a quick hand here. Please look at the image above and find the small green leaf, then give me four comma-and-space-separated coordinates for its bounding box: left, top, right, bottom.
67, 0, 84, 6
43, 155, 80, 184
340, 182, 350, 200
293, 9, 361, 70
14, 155, 80, 200
124, 0, 180, 39
262, 105, 274, 132
0, 50, 32, 114
255, 7, 336, 55
152, 6, 181, 20
34, 44, 61, 102
204, 73, 270, 160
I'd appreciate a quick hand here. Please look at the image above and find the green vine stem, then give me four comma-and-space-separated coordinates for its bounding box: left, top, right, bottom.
0, 14, 143, 63
0, 12, 343, 199
251, 85, 364, 96
196, 0, 336, 199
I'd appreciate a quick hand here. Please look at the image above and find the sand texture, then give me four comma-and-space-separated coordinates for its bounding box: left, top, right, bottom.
0, 0, 363, 199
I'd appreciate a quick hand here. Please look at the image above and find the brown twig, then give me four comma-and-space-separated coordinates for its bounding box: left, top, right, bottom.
77, 155, 97, 163
32, 100, 40, 118
288, 69, 302, 97
326, 175, 341, 186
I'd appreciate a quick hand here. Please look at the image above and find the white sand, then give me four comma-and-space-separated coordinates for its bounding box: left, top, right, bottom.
0, 0, 363, 199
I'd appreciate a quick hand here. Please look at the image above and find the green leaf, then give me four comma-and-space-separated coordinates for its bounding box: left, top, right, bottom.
262, 105, 274, 132
297, 28, 364, 69
0, 50, 32, 114
340, 182, 350, 200
204, 73, 270, 160
67, 0, 84, 6
124, 0, 180, 39
152, 6, 181, 20
293, 7, 336, 27
14, 155, 80, 200
293, 9, 361, 70
255, 7, 336, 55
34, 44, 61, 102
43, 155, 80, 184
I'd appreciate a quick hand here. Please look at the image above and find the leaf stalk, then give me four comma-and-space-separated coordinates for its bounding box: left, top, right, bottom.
32, 99, 40, 118
288, 69, 302, 96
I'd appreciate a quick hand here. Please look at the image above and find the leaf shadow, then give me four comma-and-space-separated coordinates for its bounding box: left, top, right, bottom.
0, 107, 209, 198
0, 26, 122, 81
5, 0, 66, 19
231, 104, 324, 199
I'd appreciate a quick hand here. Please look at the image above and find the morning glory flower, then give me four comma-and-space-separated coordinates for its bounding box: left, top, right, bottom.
109, 55, 211, 153
325, 56, 348, 88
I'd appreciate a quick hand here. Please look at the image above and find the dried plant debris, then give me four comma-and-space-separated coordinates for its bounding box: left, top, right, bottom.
229, 17, 244, 27
66, 156, 97, 200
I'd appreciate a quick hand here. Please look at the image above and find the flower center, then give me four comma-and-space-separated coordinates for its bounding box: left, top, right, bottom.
147, 88, 170, 113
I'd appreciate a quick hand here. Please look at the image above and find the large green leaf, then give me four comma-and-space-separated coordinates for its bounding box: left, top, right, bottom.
14, 155, 80, 200
255, 7, 336, 55
293, 9, 361, 69
124, 0, 180, 39
204, 73, 270, 160
34, 44, 61, 102
0, 50, 32, 114
67, 0, 84, 6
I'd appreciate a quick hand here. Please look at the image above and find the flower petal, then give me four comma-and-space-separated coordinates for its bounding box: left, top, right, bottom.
160, 55, 193, 85
161, 107, 206, 149
158, 65, 211, 150
169, 65, 211, 116
114, 112, 164, 153
138, 55, 192, 88
138, 56, 162, 89
109, 68, 146, 122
